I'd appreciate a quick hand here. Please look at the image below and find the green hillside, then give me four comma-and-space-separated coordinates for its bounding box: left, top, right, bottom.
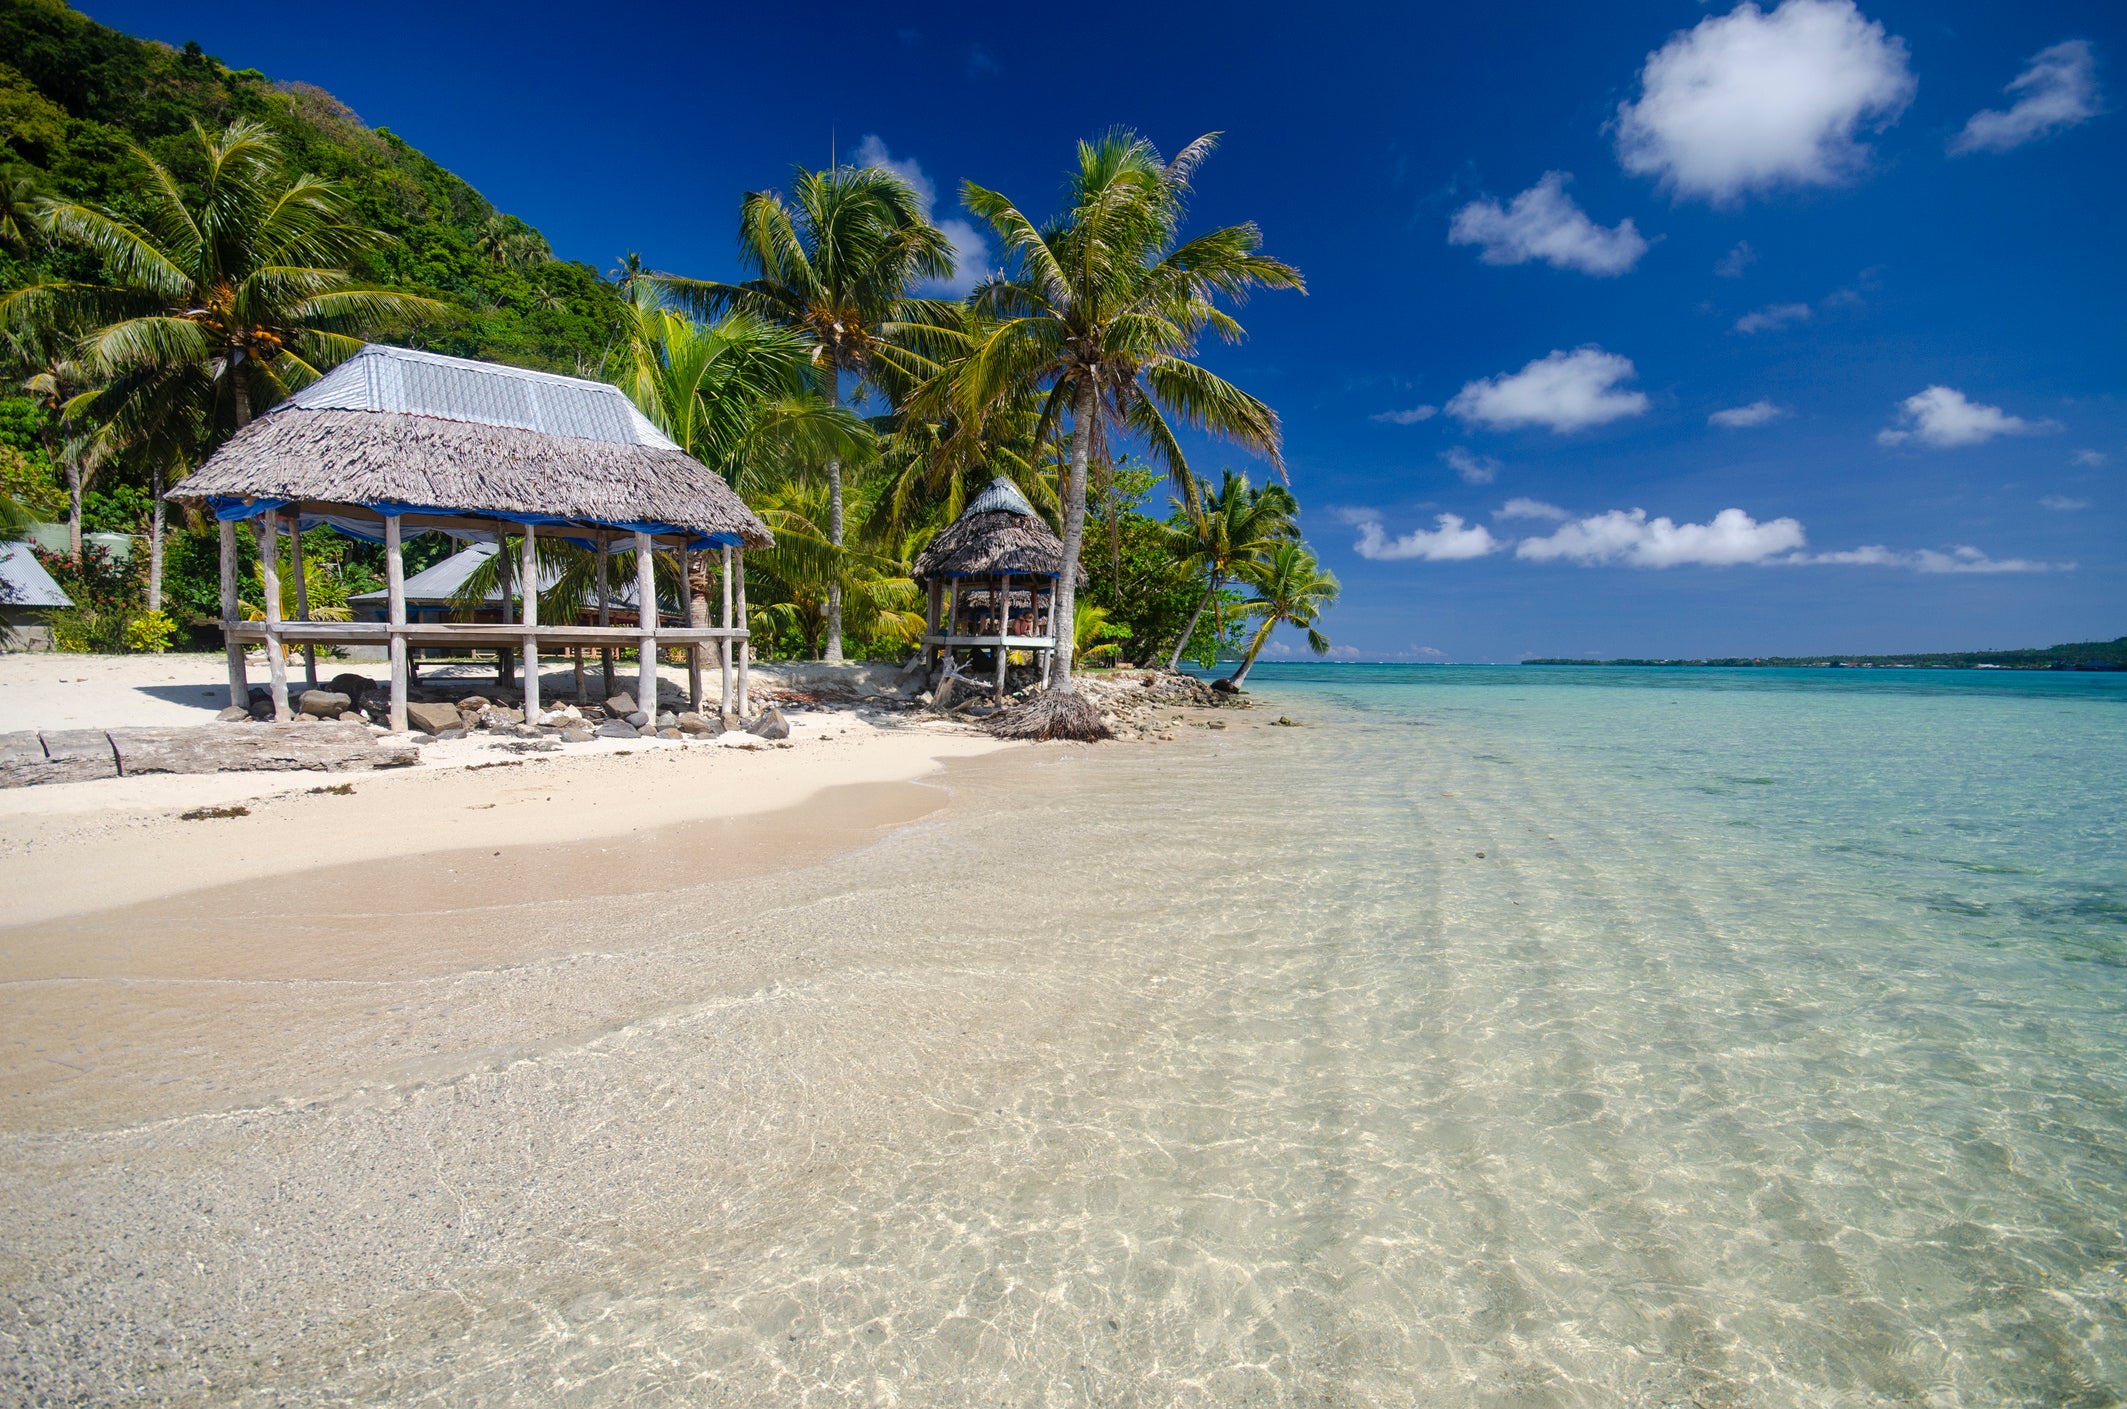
0, 0, 625, 373
1522, 637, 2127, 670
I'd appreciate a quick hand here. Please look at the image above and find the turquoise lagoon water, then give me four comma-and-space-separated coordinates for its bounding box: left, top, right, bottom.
9, 664, 2126, 1406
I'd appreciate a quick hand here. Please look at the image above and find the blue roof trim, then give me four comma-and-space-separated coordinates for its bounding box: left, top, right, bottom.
216, 496, 744, 549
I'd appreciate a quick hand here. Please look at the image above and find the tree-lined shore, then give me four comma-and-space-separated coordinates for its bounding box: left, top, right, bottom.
1523, 637, 2127, 670
0, 0, 1336, 709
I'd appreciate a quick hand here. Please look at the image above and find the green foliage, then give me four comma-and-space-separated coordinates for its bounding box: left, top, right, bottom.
0, 0, 626, 376
124, 606, 174, 651
1081, 461, 1243, 667
82, 480, 148, 532
35, 538, 141, 649
159, 520, 246, 624
0, 394, 47, 453
0, 440, 62, 517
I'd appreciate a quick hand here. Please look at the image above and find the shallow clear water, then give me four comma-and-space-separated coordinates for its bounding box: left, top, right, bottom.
6, 666, 2125, 1406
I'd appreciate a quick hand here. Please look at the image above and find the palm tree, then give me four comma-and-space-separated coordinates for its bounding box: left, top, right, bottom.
5, 119, 440, 434
657, 164, 954, 661
7, 326, 98, 555
613, 286, 873, 644
1161, 468, 1298, 671
954, 129, 1303, 702
0, 168, 40, 254
1227, 542, 1339, 688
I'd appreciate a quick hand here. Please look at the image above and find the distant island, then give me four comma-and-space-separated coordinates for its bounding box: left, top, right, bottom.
1523, 637, 2127, 670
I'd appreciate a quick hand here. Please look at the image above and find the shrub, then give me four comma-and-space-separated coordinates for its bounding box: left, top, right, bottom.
48, 606, 122, 652
125, 609, 177, 653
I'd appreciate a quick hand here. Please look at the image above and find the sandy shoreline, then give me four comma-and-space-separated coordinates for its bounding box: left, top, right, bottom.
0, 651, 1011, 927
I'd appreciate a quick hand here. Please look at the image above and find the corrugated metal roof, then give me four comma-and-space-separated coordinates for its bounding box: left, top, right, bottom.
281, 344, 680, 450
348, 542, 641, 606
963, 476, 1038, 519
0, 541, 73, 608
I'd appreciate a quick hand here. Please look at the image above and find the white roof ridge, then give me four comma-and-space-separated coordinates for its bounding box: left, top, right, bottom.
278, 344, 682, 452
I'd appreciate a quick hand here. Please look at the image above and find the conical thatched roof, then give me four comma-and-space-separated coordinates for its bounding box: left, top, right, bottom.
912, 477, 1084, 584
168, 345, 772, 548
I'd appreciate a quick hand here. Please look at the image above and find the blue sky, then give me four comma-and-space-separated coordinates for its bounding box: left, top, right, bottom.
87, 1, 2123, 660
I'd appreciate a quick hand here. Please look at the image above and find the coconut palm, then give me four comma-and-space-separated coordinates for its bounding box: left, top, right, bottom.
6, 326, 99, 555
1161, 469, 1299, 671
5, 119, 441, 434
656, 164, 955, 661
954, 129, 1303, 710
0, 168, 40, 254
1227, 542, 1339, 688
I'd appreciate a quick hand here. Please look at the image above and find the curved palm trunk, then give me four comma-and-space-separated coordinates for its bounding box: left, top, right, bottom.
1048, 380, 1097, 694
822, 372, 845, 663
62, 458, 83, 559
1228, 615, 1277, 688
1166, 573, 1219, 673
147, 462, 166, 613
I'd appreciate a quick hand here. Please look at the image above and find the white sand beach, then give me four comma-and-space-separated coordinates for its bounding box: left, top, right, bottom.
0, 650, 1011, 927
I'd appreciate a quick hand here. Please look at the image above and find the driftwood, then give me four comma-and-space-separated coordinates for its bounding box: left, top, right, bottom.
0, 723, 418, 789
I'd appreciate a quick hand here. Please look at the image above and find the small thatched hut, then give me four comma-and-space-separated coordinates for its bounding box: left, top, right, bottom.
911, 477, 1081, 699
169, 344, 771, 728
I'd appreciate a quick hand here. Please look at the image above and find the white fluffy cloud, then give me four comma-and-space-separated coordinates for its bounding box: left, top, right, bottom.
1441, 447, 1501, 485
2071, 449, 2108, 467
1370, 405, 1438, 425
1352, 514, 1503, 562
1734, 302, 1812, 334
2040, 495, 2090, 512
1496, 497, 1571, 521
1614, 0, 1916, 203
1877, 386, 2057, 448
1517, 507, 1806, 567
854, 134, 991, 295
1951, 41, 2102, 155
1448, 172, 1649, 276
1797, 545, 2069, 572
1447, 346, 1649, 433
1710, 399, 1788, 427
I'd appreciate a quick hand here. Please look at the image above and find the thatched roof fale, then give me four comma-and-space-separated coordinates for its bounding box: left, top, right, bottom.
168, 345, 771, 548
912, 477, 1083, 585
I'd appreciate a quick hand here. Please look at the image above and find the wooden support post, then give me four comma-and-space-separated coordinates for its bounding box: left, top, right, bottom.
684, 547, 704, 712
995, 572, 1011, 701
290, 512, 317, 689
495, 522, 515, 691
520, 521, 540, 718
924, 579, 942, 679
256, 512, 290, 721
573, 646, 586, 704
596, 539, 613, 699
219, 518, 247, 709
734, 549, 749, 717
719, 544, 734, 719
635, 530, 657, 719
385, 513, 408, 732
943, 578, 958, 681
